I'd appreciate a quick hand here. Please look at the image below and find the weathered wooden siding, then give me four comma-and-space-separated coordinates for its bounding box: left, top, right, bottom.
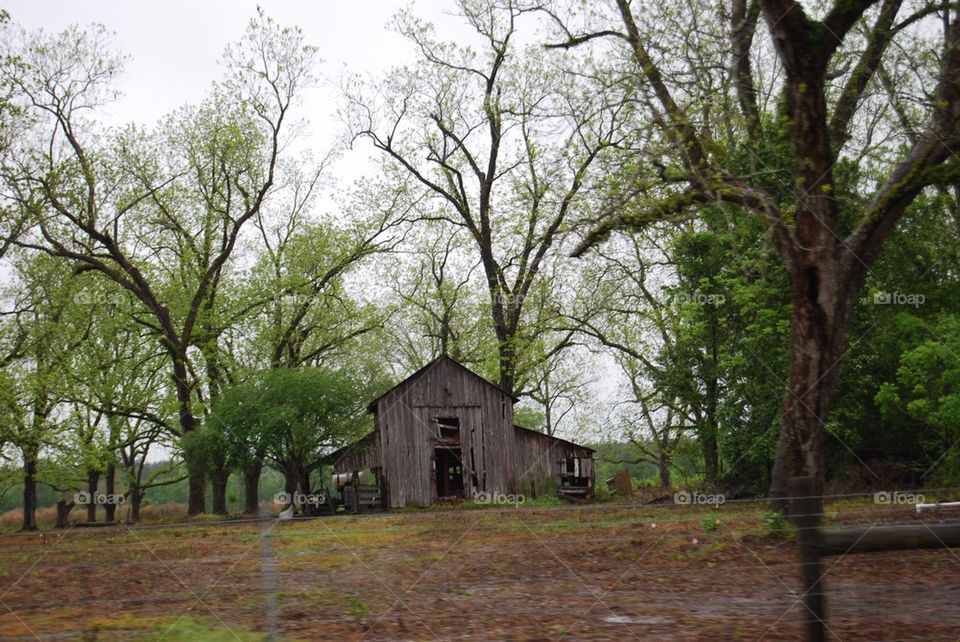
480, 384, 514, 494
333, 357, 592, 509
375, 357, 515, 508
513, 426, 594, 497
329, 432, 381, 473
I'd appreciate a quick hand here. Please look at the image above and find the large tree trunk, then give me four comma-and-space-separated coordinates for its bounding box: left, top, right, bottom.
769, 271, 849, 515
544, 400, 554, 437
283, 463, 298, 506
211, 470, 229, 515
172, 353, 205, 515
243, 462, 263, 514
701, 429, 718, 489
658, 457, 671, 488
496, 335, 516, 396
298, 468, 312, 515
187, 473, 206, 516
129, 488, 143, 523
86, 469, 100, 522
55, 499, 74, 528
104, 463, 117, 522
757, 0, 843, 517
21, 453, 38, 531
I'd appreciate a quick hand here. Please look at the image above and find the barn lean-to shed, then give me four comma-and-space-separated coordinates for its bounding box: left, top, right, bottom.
325, 355, 594, 508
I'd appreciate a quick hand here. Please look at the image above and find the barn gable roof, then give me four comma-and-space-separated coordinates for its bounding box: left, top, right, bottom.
513, 424, 596, 453
323, 430, 380, 470
366, 355, 519, 413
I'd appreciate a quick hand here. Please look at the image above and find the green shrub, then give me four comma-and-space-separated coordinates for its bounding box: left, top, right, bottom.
702, 515, 719, 532
541, 475, 558, 498
592, 482, 611, 501
762, 510, 788, 537
518, 476, 534, 499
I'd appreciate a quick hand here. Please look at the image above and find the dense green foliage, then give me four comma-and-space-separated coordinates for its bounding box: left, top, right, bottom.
2, 1, 960, 529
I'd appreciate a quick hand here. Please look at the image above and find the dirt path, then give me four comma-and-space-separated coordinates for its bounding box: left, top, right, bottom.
0, 502, 958, 640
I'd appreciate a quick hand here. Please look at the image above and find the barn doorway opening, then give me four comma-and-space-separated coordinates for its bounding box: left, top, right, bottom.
435, 447, 464, 499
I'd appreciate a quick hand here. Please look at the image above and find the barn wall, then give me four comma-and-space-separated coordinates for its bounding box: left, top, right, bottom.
375, 358, 516, 508
330, 432, 381, 473
513, 427, 594, 497
480, 384, 514, 494
335, 359, 594, 509
376, 387, 427, 508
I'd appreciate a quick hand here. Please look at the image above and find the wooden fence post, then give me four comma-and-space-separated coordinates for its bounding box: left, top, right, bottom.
352, 471, 361, 514
789, 476, 825, 642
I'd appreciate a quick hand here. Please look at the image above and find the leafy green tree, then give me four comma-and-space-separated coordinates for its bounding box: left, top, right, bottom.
384, 223, 492, 371
203, 378, 272, 514
0, 254, 86, 529
182, 426, 234, 515
204, 367, 379, 513
877, 315, 960, 482
2, 13, 317, 514
560, 0, 960, 511
243, 210, 390, 371
345, 0, 626, 396
570, 228, 700, 488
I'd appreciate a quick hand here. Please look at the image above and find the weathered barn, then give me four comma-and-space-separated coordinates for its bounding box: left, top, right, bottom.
326, 356, 594, 508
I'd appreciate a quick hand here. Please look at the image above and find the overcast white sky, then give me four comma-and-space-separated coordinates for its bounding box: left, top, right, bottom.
4, 0, 468, 183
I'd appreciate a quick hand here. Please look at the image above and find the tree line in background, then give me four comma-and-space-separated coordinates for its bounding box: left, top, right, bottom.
1, 0, 960, 530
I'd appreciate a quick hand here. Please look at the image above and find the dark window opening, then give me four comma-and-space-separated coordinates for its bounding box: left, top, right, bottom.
436, 417, 460, 440
560, 457, 589, 489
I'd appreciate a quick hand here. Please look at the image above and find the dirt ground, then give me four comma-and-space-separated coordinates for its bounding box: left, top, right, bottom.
0, 500, 958, 641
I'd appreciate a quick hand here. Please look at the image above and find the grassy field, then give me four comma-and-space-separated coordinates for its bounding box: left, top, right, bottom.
0, 499, 958, 641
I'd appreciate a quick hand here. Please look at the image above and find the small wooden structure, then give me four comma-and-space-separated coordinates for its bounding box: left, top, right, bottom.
514, 424, 595, 500
606, 469, 633, 497
325, 356, 594, 509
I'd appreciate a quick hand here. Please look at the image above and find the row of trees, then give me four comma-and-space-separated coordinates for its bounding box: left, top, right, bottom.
353, 0, 960, 514
2, 0, 960, 529
0, 12, 409, 526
